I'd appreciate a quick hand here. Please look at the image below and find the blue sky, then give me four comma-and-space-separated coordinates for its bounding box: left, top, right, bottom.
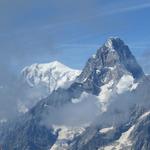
0, 0, 150, 73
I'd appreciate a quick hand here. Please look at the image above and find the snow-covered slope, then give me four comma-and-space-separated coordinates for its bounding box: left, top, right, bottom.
50, 126, 85, 150
21, 61, 81, 93
99, 110, 150, 150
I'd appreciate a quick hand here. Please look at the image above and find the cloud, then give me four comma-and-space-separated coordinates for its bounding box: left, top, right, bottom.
41, 92, 100, 127
0, 63, 49, 121
39, 1, 150, 26
40, 76, 150, 129
105, 2, 150, 15
119, 2, 150, 13
77, 1, 150, 22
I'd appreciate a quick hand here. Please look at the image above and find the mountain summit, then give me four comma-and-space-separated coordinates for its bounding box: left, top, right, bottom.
77, 37, 144, 94
103, 37, 144, 79
22, 61, 81, 93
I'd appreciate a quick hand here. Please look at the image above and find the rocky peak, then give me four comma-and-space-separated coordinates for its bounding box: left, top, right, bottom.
77, 37, 145, 94
96, 37, 142, 72
104, 37, 124, 49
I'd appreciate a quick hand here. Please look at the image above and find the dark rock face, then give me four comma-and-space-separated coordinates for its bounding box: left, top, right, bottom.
77, 37, 144, 95
131, 115, 150, 150
0, 115, 57, 150
0, 37, 148, 150
70, 125, 123, 150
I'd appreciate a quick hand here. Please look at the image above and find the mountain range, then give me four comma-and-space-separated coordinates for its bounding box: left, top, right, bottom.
0, 37, 150, 150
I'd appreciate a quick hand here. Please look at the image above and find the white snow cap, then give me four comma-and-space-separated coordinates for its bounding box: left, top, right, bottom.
22, 61, 81, 93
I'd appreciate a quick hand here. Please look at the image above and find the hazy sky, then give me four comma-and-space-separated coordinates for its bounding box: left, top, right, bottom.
0, 0, 150, 73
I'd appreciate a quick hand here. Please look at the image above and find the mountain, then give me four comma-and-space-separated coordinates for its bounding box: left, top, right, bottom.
74, 37, 145, 111
21, 61, 81, 93
77, 37, 144, 95
0, 37, 150, 150
16, 61, 81, 114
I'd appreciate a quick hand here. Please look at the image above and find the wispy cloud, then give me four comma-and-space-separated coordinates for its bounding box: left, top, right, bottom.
39, 1, 150, 32
108, 2, 150, 15
90, 2, 150, 19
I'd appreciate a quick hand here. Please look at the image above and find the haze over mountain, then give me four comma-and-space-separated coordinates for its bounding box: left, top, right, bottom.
0, 37, 150, 150
0, 61, 80, 121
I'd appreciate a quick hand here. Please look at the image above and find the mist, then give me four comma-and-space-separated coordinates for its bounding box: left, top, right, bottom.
41, 92, 100, 127
40, 77, 150, 128
0, 63, 49, 121
96, 77, 150, 128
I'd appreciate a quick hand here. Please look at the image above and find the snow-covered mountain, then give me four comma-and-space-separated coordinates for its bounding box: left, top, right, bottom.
21, 61, 81, 93
75, 37, 144, 111
0, 37, 150, 150
77, 37, 144, 93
